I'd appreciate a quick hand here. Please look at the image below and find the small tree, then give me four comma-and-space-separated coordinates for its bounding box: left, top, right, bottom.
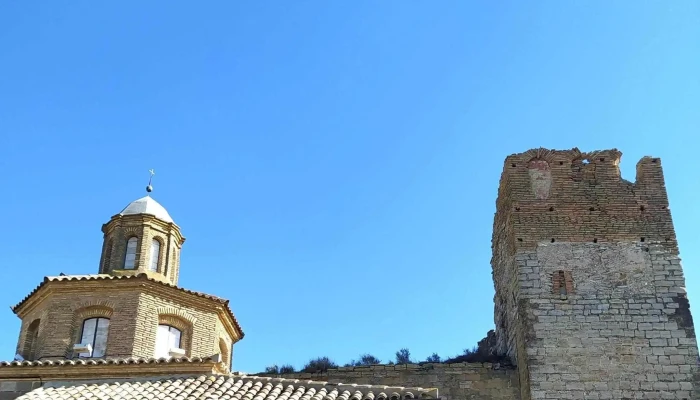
355, 354, 381, 366
425, 353, 441, 363
264, 365, 280, 374
279, 364, 295, 374
302, 357, 338, 373
395, 348, 412, 364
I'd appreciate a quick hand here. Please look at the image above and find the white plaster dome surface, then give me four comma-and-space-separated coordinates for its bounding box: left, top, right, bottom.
119, 196, 174, 223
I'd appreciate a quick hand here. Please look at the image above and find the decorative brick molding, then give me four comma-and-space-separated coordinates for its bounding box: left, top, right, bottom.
155, 306, 197, 324
71, 300, 117, 312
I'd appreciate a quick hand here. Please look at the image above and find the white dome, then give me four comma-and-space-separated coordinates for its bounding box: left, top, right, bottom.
119, 196, 174, 223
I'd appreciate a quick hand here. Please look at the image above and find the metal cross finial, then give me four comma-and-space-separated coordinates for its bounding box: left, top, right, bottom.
146, 169, 155, 194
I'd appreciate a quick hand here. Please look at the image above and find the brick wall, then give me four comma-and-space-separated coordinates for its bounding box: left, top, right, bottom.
14, 279, 234, 369
491, 148, 700, 399
101, 215, 184, 286
268, 363, 519, 400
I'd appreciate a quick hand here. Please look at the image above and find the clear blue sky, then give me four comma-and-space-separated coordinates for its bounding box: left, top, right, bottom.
1, 1, 699, 373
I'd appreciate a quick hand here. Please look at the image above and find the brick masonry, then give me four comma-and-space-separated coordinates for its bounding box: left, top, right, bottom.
263, 363, 519, 400
12, 278, 236, 369
100, 214, 184, 286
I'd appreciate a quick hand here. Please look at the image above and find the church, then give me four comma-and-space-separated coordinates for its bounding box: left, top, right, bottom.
0, 188, 438, 400
1, 147, 698, 400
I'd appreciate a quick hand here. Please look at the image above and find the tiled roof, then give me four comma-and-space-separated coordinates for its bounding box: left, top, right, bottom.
16, 374, 438, 400
11, 273, 244, 338
0, 356, 217, 368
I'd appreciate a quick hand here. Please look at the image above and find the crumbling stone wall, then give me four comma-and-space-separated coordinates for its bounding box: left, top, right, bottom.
491, 148, 700, 399
269, 363, 519, 400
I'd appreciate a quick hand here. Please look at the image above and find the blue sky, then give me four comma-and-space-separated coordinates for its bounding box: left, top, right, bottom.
1, 1, 699, 373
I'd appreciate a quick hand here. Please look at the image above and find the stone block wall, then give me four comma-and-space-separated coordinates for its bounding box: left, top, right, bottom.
267, 363, 519, 400
518, 242, 698, 399
0, 379, 42, 400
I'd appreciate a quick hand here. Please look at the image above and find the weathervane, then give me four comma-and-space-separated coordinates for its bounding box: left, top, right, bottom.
146, 169, 155, 194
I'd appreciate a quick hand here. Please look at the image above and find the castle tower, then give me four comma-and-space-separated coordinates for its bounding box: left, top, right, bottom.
491, 148, 699, 399
10, 185, 243, 371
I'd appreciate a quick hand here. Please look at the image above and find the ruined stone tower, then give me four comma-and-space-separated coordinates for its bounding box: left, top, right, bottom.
491, 148, 699, 399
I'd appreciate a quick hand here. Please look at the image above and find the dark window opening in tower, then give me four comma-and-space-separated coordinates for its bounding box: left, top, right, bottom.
558, 271, 567, 295
149, 239, 160, 272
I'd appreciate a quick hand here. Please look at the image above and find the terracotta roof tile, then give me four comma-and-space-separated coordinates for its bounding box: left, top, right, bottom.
16, 374, 438, 400
11, 273, 244, 338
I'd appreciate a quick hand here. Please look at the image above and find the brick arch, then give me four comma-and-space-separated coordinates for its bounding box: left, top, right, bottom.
218, 337, 231, 366
22, 319, 41, 360
155, 306, 197, 324
71, 299, 116, 312
520, 147, 562, 165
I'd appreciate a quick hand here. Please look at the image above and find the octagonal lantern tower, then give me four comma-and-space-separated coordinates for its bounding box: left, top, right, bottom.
11, 188, 243, 372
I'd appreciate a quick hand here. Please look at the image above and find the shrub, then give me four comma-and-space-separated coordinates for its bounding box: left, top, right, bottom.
395, 348, 412, 364
302, 356, 338, 373
279, 364, 295, 374
425, 353, 441, 363
264, 365, 279, 374
357, 354, 381, 366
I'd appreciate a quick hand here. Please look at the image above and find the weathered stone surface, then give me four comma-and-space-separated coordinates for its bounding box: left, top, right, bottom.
491, 148, 700, 400
264, 363, 519, 400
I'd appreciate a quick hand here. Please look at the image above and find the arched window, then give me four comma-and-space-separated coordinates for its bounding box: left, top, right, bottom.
79, 317, 110, 358
23, 319, 40, 360
155, 324, 182, 358
123, 237, 138, 269
149, 239, 161, 272
219, 338, 230, 366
